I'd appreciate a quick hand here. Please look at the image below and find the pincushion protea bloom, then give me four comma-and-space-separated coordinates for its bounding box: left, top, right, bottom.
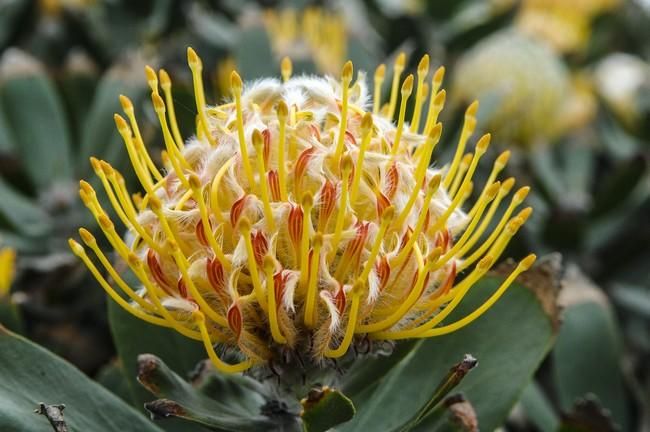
516, 0, 620, 53
0, 247, 15, 298
263, 7, 346, 75
69, 48, 535, 374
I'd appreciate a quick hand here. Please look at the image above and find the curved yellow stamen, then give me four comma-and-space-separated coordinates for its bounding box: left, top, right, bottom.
90, 158, 131, 229
209, 156, 234, 224
329, 156, 352, 258
114, 114, 154, 192
375, 256, 494, 340
432, 182, 500, 271
119, 95, 163, 182
349, 113, 373, 204
304, 233, 323, 328
252, 129, 275, 232
239, 217, 268, 312
264, 256, 287, 344
410, 55, 429, 133
299, 193, 314, 290
391, 74, 414, 156
151, 94, 192, 189
360, 207, 394, 282
231, 71, 255, 189
468, 150, 510, 218
387, 53, 406, 119
69, 239, 168, 327
324, 281, 362, 358
78, 228, 154, 312
373, 64, 385, 114
358, 244, 437, 333
393, 176, 441, 267
276, 101, 289, 201
422, 254, 536, 337
188, 175, 230, 268
448, 153, 472, 200
424, 66, 445, 135
195, 311, 254, 373
333, 61, 353, 164
159, 69, 185, 150
459, 187, 530, 271
443, 101, 478, 188
451, 133, 490, 200
187, 48, 216, 146
458, 178, 514, 258
281, 57, 292, 82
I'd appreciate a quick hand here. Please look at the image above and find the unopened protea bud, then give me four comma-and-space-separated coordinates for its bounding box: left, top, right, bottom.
453, 30, 571, 147
70, 48, 535, 374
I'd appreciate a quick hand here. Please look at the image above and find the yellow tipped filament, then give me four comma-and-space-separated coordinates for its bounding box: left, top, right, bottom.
252, 130, 276, 232
187, 48, 216, 146
281, 57, 292, 82
349, 113, 373, 204
424, 66, 445, 134
304, 233, 323, 328
159, 69, 185, 150
324, 281, 362, 358
334, 61, 354, 164
424, 254, 536, 337
388, 53, 406, 119
239, 218, 269, 312
299, 193, 314, 290
330, 155, 352, 258
276, 101, 289, 201
195, 312, 254, 373
444, 101, 478, 188
391, 74, 414, 156
264, 256, 287, 344
411, 54, 429, 132
231, 71, 255, 189
373, 64, 386, 114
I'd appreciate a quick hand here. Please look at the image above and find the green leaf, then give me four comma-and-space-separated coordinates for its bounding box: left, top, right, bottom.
340, 273, 558, 431
137, 354, 275, 432
96, 359, 133, 404
0, 325, 163, 432
0, 176, 52, 238
400, 355, 478, 430
0, 58, 73, 189
0, 99, 16, 153
108, 299, 206, 414
235, 28, 278, 81
590, 155, 646, 219
187, 4, 239, 49
552, 301, 630, 430
341, 340, 418, 401
0, 298, 23, 335
300, 388, 355, 432
0, 0, 27, 48
78, 70, 146, 175
59, 60, 99, 148
519, 381, 559, 432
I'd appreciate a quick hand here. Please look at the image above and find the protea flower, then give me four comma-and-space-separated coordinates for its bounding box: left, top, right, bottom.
516, 0, 621, 53
0, 247, 15, 298
69, 48, 535, 374
263, 7, 346, 76
452, 30, 574, 147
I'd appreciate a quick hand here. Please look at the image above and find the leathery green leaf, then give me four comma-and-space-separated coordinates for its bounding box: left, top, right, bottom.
0, 326, 163, 432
